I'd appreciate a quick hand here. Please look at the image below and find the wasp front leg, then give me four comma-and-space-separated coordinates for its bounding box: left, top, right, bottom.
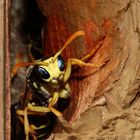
18, 92, 62, 117
63, 58, 105, 82
59, 82, 71, 99
17, 109, 37, 140
16, 92, 62, 140
24, 109, 30, 140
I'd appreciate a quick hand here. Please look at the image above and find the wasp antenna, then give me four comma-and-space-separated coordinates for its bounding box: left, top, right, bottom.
34, 61, 49, 66
11, 60, 49, 78
12, 61, 49, 78
12, 62, 35, 78
53, 30, 85, 60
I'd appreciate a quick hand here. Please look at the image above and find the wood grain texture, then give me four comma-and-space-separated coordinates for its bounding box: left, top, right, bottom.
0, 0, 4, 139
4, 0, 11, 139
8, 0, 140, 140
37, 0, 130, 124
0, 0, 11, 139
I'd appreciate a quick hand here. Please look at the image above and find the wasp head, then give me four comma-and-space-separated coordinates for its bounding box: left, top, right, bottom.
34, 55, 65, 87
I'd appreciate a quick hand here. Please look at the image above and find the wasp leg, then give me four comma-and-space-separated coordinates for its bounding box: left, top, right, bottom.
30, 124, 48, 140
63, 36, 106, 82
17, 109, 48, 140
30, 124, 52, 139
26, 105, 62, 117
48, 92, 59, 106
48, 92, 63, 117
18, 103, 61, 117
17, 114, 37, 139
24, 92, 62, 117
24, 109, 30, 140
63, 58, 104, 82
59, 82, 70, 99
17, 110, 49, 140
16, 93, 62, 139
26, 104, 51, 114
25, 92, 62, 117
30, 124, 48, 130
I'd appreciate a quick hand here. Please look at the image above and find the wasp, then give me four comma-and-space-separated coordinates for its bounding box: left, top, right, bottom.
11, 31, 104, 140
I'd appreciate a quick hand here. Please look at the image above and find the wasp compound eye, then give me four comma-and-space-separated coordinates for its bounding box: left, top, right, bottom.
57, 56, 65, 71
37, 67, 50, 79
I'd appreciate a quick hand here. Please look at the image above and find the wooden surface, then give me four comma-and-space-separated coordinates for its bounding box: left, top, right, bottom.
0, 0, 4, 139
36, 1, 140, 140
0, 0, 11, 139
37, 0, 129, 123
6, 0, 140, 140
5, 0, 11, 139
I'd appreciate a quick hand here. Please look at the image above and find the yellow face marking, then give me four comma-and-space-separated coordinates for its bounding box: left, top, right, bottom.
38, 57, 64, 84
